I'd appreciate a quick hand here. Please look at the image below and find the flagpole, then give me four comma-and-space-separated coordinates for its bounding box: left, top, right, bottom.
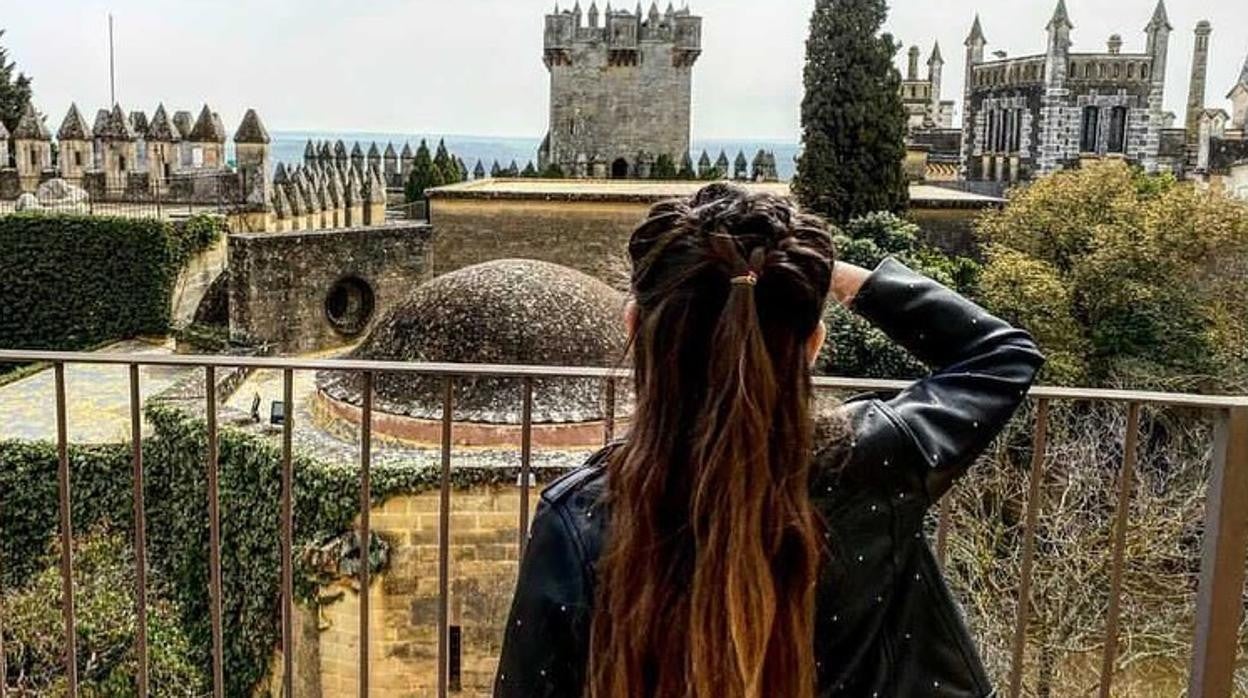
108, 13, 115, 105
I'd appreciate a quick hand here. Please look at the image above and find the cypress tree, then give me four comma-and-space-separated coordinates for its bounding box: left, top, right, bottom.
0, 30, 33, 133
521, 161, 539, 177
678, 153, 697, 179
404, 139, 436, 202
793, 0, 908, 222
651, 154, 678, 180
433, 139, 452, 174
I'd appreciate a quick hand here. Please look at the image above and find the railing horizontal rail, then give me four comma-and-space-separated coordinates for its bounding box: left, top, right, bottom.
2, 350, 1247, 408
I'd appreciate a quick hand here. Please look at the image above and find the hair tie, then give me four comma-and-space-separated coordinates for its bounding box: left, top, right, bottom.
730, 271, 759, 287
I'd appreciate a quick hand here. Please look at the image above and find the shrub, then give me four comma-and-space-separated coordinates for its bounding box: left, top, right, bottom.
1, 531, 207, 696
0, 402, 561, 695
0, 213, 222, 354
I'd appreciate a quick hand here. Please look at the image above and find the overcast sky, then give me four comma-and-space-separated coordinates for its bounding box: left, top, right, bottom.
2, 0, 1244, 141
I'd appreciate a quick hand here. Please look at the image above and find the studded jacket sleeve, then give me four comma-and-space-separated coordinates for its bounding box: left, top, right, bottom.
840, 256, 1046, 504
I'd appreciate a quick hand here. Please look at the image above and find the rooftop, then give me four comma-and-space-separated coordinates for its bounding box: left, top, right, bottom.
427, 178, 1004, 208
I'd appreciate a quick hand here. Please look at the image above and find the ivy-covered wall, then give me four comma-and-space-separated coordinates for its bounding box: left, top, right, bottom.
0, 403, 560, 696
0, 212, 223, 353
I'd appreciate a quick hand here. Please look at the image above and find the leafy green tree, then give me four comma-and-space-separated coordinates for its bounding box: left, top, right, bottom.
976, 161, 1248, 391
793, 0, 908, 222
651, 154, 678, 180
0, 29, 32, 133
404, 139, 436, 202
816, 212, 979, 379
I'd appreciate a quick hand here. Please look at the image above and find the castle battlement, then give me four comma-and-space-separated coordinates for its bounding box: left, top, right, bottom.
544, 2, 701, 69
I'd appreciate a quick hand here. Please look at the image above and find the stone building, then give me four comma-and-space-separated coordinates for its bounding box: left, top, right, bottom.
56, 103, 93, 183
902, 43, 953, 131
10, 102, 53, 191
961, 0, 1172, 183
538, 1, 702, 178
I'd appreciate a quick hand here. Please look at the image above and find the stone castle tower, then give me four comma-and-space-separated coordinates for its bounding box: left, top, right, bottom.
539, 1, 702, 179
1185, 20, 1212, 145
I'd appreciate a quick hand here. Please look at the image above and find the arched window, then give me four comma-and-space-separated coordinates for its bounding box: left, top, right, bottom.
1112, 63, 1121, 79
1108, 106, 1128, 154
1127, 62, 1136, 79
1081, 106, 1100, 153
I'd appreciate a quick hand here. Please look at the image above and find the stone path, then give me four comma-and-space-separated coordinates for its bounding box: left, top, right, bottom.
0, 339, 198, 443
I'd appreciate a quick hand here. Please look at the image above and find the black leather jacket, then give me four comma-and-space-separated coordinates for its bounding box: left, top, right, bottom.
494, 258, 1045, 697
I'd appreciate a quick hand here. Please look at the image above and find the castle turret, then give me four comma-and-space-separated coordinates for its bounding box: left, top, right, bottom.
367, 142, 382, 173
715, 150, 729, 176
1141, 0, 1172, 172
697, 150, 711, 177
97, 104, 137, 187
928, 42, 945, 125
383, 143, 399, 185
350, 142, 365, 172
344, 167, 364, 228
543, 2, 700, 177
364, 165, 387, 226
326, 165, 345, 228
473, 159, 486, 179
1228, 53, 1248, 132
304, 139, 316, 166
11, 102, 53, 191
400, 142, 414, 181
146, 104, 180, 188
1038, 1, 1074, 174
187, 104, 226, 169
56, 103, 93, 184
907, 46, 920, 81
233, 109, 272, 214
1186, 20, 1212, 146
1107, 34, 1123, 55
272, 184, 292, 233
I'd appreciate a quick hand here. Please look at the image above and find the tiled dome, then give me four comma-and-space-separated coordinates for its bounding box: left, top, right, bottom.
318, 259, 628, 424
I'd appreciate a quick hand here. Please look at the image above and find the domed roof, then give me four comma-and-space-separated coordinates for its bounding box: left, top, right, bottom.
318, 259, 628, 424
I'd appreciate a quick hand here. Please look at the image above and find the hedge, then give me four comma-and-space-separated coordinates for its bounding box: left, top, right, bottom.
0, 212, 224, 354
0, 401, 558, 695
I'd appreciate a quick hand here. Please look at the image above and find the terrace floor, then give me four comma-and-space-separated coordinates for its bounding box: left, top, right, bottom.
0, 338, 196, 442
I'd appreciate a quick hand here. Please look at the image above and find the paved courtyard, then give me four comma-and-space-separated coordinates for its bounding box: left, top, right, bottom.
0, 339, 199, 443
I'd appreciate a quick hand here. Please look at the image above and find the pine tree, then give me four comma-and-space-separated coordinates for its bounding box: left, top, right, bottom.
490, 160, 502, 177
793, 0, 908, 222
521, 161, 539, 177
651, 154, 678, 180
404, 139, 436, 202
433, 138, 452, 174
0, 29, 33, 133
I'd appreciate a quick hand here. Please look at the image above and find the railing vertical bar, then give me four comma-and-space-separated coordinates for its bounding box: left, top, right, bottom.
205, 366, 225, 698
129, 365, 150, 697
604, 377, 616, 445
935, 495, 952, 569
1188, 405, 1248, 698
1097, 402, 1140, 698
438, 378, 454, 698
1007, 398, 1049, 698
518, 378, 535, 557
359, 371, 373, 698
0, 482, 6, 698
54, 363, 79, 698
280, 369, 295, 698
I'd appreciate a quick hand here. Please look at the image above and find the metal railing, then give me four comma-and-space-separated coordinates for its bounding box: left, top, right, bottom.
0, 348, 1245, 698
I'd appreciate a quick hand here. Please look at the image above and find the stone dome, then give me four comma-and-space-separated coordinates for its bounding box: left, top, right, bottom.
318, 259, 627, 424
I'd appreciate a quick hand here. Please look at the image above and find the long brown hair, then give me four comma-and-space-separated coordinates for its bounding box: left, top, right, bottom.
589, 183, 836, 698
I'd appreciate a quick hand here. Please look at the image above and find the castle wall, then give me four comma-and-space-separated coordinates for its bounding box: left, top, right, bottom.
228, 222, 431, 353
257, 485, 545, 698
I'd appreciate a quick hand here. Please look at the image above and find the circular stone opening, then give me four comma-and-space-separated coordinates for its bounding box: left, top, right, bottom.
324, 276, 375, 337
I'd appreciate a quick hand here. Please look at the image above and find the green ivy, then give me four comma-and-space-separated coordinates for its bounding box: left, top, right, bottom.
0, 212, 224, 357
1, 401, 563, 695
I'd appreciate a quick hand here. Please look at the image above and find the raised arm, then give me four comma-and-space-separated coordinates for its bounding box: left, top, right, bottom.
838, 257, 1045, 503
